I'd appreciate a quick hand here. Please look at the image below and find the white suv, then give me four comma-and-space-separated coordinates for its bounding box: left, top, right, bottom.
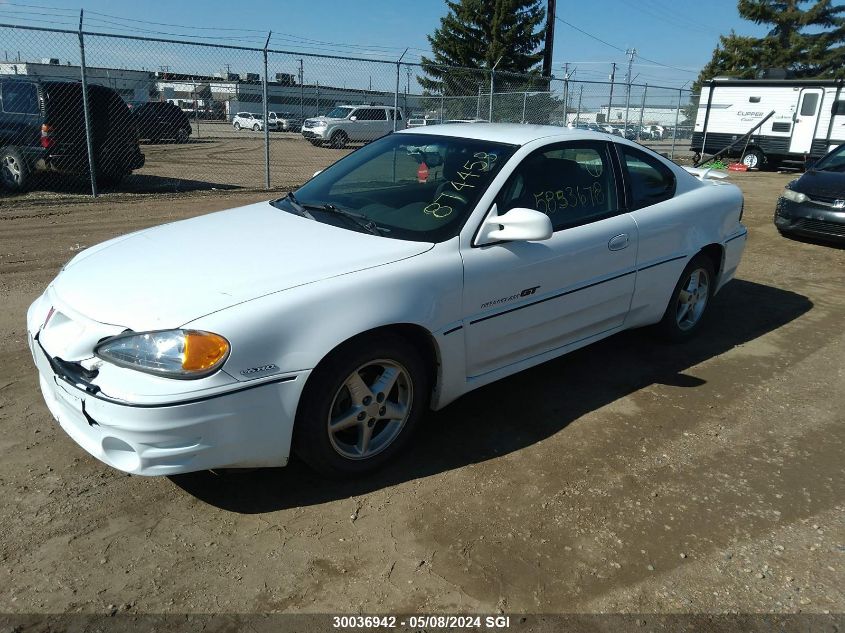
232, 112, 275, 132
301, 105, 405, 148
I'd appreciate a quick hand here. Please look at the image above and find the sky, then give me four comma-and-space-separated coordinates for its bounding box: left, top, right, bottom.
0, 0, 770, 89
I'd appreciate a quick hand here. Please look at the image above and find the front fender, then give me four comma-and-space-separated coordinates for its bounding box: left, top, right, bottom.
185, 240, 464, 399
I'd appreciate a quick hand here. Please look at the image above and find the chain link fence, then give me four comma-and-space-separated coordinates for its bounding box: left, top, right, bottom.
0, 22, 696, 199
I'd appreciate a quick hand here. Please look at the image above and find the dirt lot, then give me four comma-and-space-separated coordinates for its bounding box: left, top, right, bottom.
0, 170, 843, 618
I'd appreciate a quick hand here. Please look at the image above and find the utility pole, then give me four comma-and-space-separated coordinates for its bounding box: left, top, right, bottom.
298, 58, 304, 122
542, 0, 556, 77
606, 62, 616, 125
623, 48, 636, 137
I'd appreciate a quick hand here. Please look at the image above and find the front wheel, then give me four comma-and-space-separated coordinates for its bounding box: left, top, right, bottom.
329, 131, 348, 149
233, 122, 241, 130
253, 124, 260, 132
655, 254, 715, 342
293, 333, 430, 477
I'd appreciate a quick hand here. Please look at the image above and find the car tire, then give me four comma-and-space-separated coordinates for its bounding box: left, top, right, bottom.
309, 140, 323, 147
176, 128, 189, 143
253, 124, 260, 132
329, 131, 348, 149
654, 253, 715, 343
233, 122, 241, 130
292, 332, 431, 477
0, 146, 29, 192
741, 148, 765, 170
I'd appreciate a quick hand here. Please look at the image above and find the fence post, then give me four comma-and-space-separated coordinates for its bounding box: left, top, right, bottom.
316, 81, 320, 116
77, 10, 97, 198
489, 57, 501, 123
606, 62, 616, 126
563, 77, 569, 125
298, 58, 304, 122
476, 84, 481, 119
262, 31, 271, 190
638, 84, 647, 140
394, 49, 407, 132
576, 85, 582, 124
440, 93, 444, 123
624, 81, 632, 138
522, 90, 527, 123
671, 88, 682, 160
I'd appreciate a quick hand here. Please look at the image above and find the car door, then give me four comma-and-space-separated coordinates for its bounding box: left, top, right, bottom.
789, 88, 824, 154
461, 140, 638, 378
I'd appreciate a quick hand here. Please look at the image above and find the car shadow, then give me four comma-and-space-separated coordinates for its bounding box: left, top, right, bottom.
170, 279, 813, 513
0, 172, 245, 196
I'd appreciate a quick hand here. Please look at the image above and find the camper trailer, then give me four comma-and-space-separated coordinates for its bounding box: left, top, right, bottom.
691, 78, 845, 169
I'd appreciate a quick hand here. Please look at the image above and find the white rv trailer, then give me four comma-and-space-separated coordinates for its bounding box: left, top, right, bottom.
691, 77, 845, 169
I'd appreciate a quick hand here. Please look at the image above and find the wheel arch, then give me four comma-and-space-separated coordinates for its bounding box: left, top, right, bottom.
305, 322, 441, 404
699, 242, 724, 288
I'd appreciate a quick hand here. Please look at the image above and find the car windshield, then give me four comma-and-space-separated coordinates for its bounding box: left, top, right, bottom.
326, 107, 353, 119
812, 144, 845, 172
271, 133, 517, 242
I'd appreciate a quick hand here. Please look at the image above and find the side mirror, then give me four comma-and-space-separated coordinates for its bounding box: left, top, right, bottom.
475, 205, 553, 245
349, 116, 357, 121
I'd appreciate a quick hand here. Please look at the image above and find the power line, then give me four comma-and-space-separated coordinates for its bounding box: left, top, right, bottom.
554, 15, 698, 74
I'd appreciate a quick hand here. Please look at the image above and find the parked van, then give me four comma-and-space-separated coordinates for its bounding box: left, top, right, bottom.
0, 78, 145, 191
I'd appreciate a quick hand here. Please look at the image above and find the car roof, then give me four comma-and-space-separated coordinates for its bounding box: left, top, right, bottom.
396, 123, 611, 146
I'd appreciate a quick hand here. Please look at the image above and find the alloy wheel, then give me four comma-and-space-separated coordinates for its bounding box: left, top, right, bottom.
327, 359, 413, 460
676, 268, 710, 331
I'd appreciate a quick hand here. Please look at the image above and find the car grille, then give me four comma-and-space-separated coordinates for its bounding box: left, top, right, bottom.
303, 120, 320, 129
792, 218, 845, 236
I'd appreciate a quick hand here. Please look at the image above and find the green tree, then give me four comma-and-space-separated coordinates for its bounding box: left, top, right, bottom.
695, 0, 845, 88
419, 0, 547, 103
687, 1, 845, 124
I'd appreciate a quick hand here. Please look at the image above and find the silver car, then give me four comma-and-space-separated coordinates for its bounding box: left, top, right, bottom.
301, 105, 405, 148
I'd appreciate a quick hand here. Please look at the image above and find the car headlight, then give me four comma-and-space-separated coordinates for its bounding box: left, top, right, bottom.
313, 121, 327, 128
95, 329, 230, 379
781, 188, 807, 203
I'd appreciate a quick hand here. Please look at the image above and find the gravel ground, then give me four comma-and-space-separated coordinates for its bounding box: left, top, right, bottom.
0, 169, 842, 618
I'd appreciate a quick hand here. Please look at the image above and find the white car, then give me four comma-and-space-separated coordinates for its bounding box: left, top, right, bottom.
27, 124, 747, 477
232, 112, 272, 132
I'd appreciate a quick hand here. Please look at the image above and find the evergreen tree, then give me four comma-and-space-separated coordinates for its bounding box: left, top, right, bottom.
695, 0, 845, 89
419, 0, 547, 99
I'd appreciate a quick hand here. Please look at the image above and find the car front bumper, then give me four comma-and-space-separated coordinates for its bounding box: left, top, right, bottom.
28, 331, 308, 476
774, 197, 845, 242
302, 128, 328, 140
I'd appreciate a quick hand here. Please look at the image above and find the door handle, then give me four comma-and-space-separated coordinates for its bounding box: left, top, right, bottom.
608, 233, 629, 251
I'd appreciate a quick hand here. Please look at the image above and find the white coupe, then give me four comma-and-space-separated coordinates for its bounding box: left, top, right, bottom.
27, 124, 747, 477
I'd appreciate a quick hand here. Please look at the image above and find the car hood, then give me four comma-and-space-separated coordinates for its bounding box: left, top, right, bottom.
791, 169, 845, 198
307, 116, 345, 123
51, 201, 433, 331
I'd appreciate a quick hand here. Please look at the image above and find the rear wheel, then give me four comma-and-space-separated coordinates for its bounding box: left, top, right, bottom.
741, 148, 765, 170
176, 127, 190, 143
293, 333, 430, 477
0, 146, 28, 192
655, 254, 715, 342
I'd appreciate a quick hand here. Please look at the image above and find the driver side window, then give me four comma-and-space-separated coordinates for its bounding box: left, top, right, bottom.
498, 141, 619, 231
